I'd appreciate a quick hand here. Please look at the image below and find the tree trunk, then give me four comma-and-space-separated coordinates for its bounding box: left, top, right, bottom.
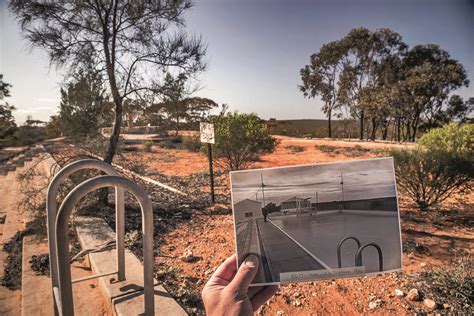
382, 123, 388, 140
327, 110, 332, 139
396, 117, 401, 142
359, 110, 364, 140
370, 117, 377, 141
104, 99, 123, 163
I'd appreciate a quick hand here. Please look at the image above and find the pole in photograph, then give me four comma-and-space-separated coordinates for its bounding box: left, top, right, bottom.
260, 173, 266, 206
200, 122, 215, 203
340, 172, 345, 210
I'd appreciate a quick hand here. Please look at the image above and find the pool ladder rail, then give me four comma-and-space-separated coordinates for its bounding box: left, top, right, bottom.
337, 236, 384, 272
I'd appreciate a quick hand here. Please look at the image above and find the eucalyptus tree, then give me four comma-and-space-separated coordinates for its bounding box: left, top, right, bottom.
338, 27, 407, 140
399, 44, 468, 140
299, 40, 346, 138
9, 0, 206, 162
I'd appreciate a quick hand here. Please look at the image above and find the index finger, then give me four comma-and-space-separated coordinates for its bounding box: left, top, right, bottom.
208, 254, 238, 285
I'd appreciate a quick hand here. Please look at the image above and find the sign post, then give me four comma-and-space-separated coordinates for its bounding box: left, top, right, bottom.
200, 122, 215, 203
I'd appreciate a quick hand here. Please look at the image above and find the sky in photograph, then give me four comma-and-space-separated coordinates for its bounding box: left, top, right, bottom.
1, 0, 473, 123
231, 158, 397, 205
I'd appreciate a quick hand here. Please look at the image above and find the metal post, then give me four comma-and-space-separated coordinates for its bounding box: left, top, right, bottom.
55, 176, 154, 316
46, 159, 125, 315
340, 172, 345, 210
207, 143, 215, 203
116, 187, 125, 281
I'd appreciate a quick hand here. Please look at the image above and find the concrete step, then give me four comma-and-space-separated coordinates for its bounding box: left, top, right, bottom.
75, 216, 186, 316
21, 235, 113, 316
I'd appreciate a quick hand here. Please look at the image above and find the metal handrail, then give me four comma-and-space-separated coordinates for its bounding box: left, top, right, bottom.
355, 243, 384, 272
55, 175, 154, 316
336, 236, 361, 268
47, 159, 124, 315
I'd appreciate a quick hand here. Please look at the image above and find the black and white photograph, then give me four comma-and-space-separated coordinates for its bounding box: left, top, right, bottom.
231, 157, 402, 285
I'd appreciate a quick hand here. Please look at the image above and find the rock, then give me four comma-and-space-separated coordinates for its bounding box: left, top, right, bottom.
368, 301, 379, 310
293, 299, 302, 307
423, 298, 436, 311
276, 310, 284, 316
442, 303, 451, 309
406, 288, 420, 301
369, 299, 382, 310
293, 292, 300, 298
180, 249, 195, 262
395, 289, 405, 297
420, 262, 427, 268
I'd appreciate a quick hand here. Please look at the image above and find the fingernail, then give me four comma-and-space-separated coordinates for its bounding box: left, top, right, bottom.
244, 254, 258, 268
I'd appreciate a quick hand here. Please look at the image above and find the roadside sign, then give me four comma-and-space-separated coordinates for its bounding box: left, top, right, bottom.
200, 122, 215, 144
200, 122, 215, 203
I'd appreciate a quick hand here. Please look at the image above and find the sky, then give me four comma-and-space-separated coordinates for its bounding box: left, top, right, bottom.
1, 0, 473, 123
231, 157, 396, 205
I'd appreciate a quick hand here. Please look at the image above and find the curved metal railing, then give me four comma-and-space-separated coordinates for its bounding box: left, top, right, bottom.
46, 160, 154, 315
355, 242, 384, 272
336, 236, 361, 268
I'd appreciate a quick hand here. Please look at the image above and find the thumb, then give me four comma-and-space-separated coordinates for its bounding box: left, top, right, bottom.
228, 254, 259, 297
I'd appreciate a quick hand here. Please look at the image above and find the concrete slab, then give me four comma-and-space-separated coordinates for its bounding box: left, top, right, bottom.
74, 216, 186, 315
113, 285, 187, 316
22, 235, 113, 316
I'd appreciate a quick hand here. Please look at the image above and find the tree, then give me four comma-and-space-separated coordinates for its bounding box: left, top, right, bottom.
209, 112, 277, 170
0, 75, 17, 148
445, 95, 473, 123
299, 40, 346, 138
145, 73, 217, 131
159, 72, 190, 135
0, 74, 12, 98
399, 45, 469, 140
59, 68, 108, 136
338, 28, 407, 140
182, 97, 218, 125
45, 115, 63, 139
10, 0, 206, 163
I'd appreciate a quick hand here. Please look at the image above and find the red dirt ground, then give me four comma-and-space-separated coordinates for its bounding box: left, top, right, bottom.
131, 137, 472, 315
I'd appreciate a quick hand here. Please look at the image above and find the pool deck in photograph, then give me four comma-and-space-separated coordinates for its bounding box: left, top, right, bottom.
236, 210, 402, 284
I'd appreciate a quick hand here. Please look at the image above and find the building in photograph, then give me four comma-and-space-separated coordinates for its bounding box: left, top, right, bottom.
280, 196, 312, 215
233, 198, 262, 223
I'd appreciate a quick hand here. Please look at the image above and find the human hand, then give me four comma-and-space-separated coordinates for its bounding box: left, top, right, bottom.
202, 254, 279, 316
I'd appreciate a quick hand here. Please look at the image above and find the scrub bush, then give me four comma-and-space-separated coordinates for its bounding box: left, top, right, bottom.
208, 112, 276, 170
391, 148, 473, 211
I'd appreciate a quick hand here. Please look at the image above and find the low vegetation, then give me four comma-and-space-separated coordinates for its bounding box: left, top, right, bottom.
392, 123, 473, 211
411, 254, 473, 313
209, 112, 277, 170
286, 145, 305, 153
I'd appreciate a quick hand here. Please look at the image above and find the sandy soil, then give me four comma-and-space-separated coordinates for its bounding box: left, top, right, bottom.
139, 137, 472, 315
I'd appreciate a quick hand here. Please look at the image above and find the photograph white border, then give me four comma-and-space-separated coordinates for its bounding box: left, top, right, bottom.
230, 157, 403, 287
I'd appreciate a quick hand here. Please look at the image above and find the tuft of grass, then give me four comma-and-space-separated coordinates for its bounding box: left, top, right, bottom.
412, 254, 473, 313
286, 145, 305, 153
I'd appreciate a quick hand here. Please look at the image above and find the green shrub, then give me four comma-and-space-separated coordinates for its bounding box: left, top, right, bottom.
391, 148, 473, 211
419, 123, 473, 156
144, 140, 153, 152
209, 112, 277, 170
181, 136, 201, 152
286, 145, 305, 153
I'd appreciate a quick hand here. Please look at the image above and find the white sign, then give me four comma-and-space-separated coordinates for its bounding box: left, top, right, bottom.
200, 122, 215, 144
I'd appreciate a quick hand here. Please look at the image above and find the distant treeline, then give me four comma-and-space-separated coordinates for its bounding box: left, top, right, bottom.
266, 118, 358, 139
